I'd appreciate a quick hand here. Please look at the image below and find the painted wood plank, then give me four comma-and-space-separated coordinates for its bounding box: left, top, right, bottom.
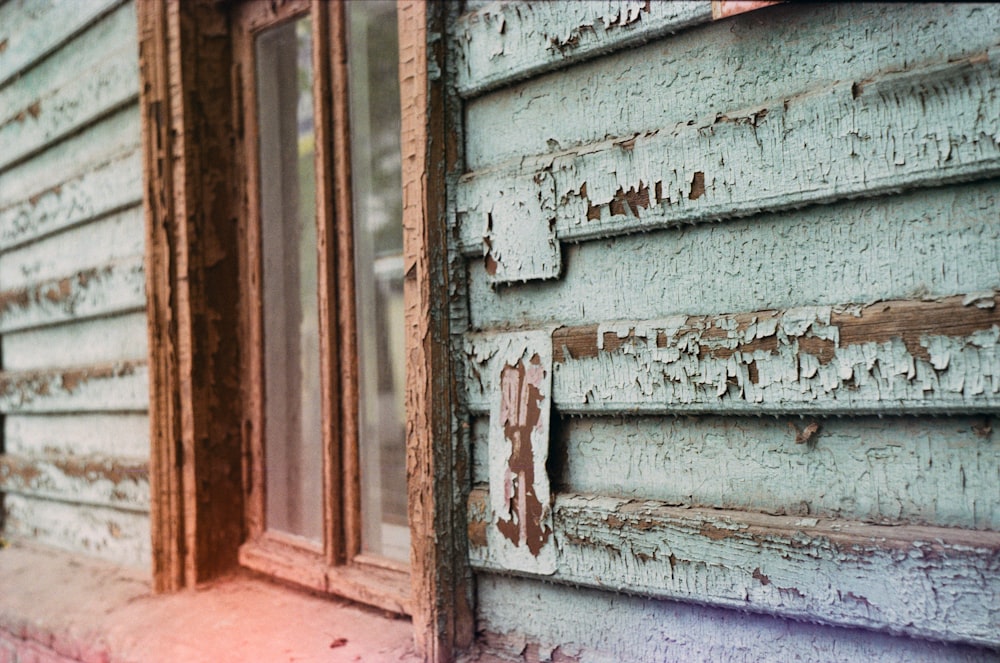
465, 3, 1000, 171
0, 361, 148, 414
476, 575, 1000, 663
486, 331, 556, 574
0, 40, 138, 172
0, 0, 123, 88
0, 452, 149, 512
465, 295, 1000, 415
0, 147, 142, 254
475, 415, 1000, 531
2, 493, 150, 568
0, 255, 145, 334
1, 310, 148, 371
457, 49, 1000, 265
469, 489, 1000, 647
0, 204, 144, 291
4, 412, 150, 458
0, 106, 140, 216
454, 1, 714, 98
467, 180, 1000, 329
0, 2, 135, 100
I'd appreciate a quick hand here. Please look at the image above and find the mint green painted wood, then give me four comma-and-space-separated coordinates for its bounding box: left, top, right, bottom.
5, 413, 150, 459
465, 3, 1000, 171
472, 415, 1000, 531
466, 181, 1000, 329
477, 575, 1000, 662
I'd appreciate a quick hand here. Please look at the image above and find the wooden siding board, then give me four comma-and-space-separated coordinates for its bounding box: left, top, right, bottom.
469, 490, 1000, 647
0, 1, 136, 101
475, 575, 1000, 663
0, 44, 138, 173
454, 1, 714, 98
4, 412, 149, 458
0, 205, 145, 291
465, 296, 1000, 416
2, 494, 150, 569
0, 452, 149, 512
0, 0, 124, 88
457, 48, 1000, 266
467, 181, 1000, 329
0, 147, 142, 255
0, 256, 146, 334
465, 3, 1000, 171
0, 362, 148, 414
0, 107, 141, 216
479, 415, 999, 531
1, 310, 148, 371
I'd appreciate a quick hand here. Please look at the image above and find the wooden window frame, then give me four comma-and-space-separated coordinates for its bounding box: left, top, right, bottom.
137, 0, 471, 658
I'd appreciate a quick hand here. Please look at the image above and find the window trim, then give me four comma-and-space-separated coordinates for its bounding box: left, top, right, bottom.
137, 0, 471, 650
230, 0, 410, 612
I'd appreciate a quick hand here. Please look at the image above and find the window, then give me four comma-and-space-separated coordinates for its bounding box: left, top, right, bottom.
232, 0, 409, 610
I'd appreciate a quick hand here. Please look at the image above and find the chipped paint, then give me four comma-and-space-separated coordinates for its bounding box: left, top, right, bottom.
466, 296, 1000, 415
485, 331, 556, 573
0, 453, 149, 511
469, 489, 1000, 647
454, 1, 714, 97
465, 171, 561, 284
0, 362, 148, 414
457, 48, 1000, 263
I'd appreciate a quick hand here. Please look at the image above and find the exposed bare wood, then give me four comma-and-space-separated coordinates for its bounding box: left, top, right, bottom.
468, 488, 1000, 647
400, 2, 473, 659
138, 0, 243, 591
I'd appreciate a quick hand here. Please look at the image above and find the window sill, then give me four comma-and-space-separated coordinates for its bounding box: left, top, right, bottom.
0, 539, 418, 663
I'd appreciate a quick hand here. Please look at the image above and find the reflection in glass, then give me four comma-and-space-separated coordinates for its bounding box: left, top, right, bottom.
347, 1, 408, 562
256, 16, 323, 543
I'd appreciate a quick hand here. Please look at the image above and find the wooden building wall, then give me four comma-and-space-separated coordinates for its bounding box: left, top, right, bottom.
451, 2, 1000, 660
0, 0, 149, 568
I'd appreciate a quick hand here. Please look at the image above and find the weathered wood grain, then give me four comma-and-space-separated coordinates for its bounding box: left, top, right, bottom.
465, 296, 1000, 416
0, 256, 145, 334
0, 361, 148, 414
476, 575, 1000, 663
0, 452, 149, 512
467, 181, 1000, 329
4, 412, 149, 458
400, 1, 476, 657
0, 204, 144, 292
465, 3, 1000, 171
468, 489, 1000, 647
2, 494, 150, 569
1, 310, 148, 371
454, 1, 713, 98
457, 48, 1000, 267
0, 0, 123, 88
0, 42, 139, 171
471, 415, 999, 531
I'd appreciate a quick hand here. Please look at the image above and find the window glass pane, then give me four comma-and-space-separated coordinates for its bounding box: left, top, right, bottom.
256, 15, 323, 544
347, 0, 408, 562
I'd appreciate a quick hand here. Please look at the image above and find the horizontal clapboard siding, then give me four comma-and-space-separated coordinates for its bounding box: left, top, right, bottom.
466, 180, 1000, 329
471, 415, 1000, 531
457, 2, 1000, 657
465, 3, 1000, 170
0, 0, 149, 569
457, 48, 1000, 258
468, 489, 1000, 647
477, 575, 1000, 662
465, 296, 1000, 415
